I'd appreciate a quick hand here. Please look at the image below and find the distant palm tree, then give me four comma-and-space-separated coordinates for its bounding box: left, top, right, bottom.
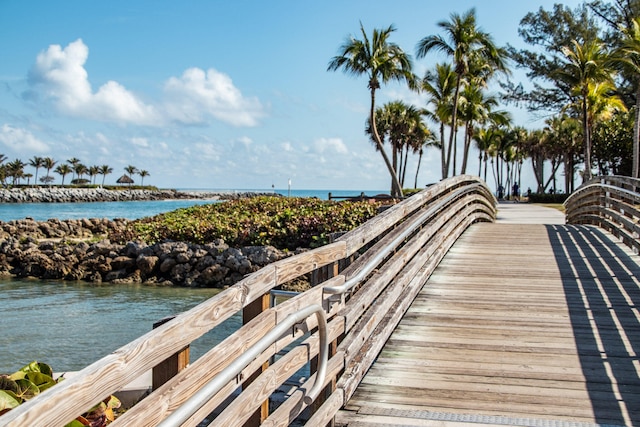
28, 156, 44, 186
43, 157, 56, 181
55, 164, 72, 185
73, 163, 88, 184
88, 166, 99, 185
328, 23, 416, 198
67, 157, 81, 182
7, 159, 26, 185
99, 165, 113, 187
138, 170, 150, 186
124, 165, 138, 187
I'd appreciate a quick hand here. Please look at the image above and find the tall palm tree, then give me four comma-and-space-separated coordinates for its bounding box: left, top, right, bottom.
74, 163, 88, 184
556, 39, 615, 181
7, 159, 26, 185
328, 23, 416, 198
615, 16, 640, 178
99, 165, 113, 187
55, 164, 72, 185
125, 165, 138, 187
28, 156, 44, 186
421, 63, 456, 179
139, 170, 150, 186
416, 8, 508, 179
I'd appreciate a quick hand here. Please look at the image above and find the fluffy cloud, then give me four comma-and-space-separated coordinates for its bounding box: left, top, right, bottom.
163, 67, 265, 127
26, 39, 264, 128
27, 39, 159, 125
0, 124, 49, 153
313, 137, 348, 154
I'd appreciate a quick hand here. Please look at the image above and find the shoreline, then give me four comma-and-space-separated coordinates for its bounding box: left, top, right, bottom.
0, 187, 274, 204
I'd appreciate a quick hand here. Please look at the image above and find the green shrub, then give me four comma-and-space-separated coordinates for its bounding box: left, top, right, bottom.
111, 196, 382, 250
0, 361, 121, 426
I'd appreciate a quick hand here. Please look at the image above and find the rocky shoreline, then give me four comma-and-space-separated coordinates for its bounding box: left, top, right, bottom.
0, 187, 274, 203
0, 217, 299, 289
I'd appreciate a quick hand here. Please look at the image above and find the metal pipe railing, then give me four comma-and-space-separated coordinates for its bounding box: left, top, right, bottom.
157, 304, 329, 427
323, 185, 479, 296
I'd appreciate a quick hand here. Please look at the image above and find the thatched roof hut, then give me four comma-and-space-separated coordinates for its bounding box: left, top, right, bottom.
116, 174, 134, 184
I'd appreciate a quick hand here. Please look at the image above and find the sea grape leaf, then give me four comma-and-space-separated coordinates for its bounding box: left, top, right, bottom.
0, 375, 18, 394
14, 379, 40, 400
25, 372, 55, 390
0, 390, 21, 411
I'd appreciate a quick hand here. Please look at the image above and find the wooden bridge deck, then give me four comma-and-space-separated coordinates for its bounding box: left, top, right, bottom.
337, 203, 640, 426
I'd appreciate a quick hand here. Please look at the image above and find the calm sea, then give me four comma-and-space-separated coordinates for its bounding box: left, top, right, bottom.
0, 188, 384, 374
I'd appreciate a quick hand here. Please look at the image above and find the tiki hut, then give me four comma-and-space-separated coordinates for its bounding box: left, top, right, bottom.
116, 174, 134, 185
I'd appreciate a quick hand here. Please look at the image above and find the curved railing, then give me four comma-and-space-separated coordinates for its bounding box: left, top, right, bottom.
0, 175, 497, 427
564, 175, 640, 254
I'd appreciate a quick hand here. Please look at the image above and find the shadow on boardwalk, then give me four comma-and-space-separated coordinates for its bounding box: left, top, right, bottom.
548, 225, 640, 425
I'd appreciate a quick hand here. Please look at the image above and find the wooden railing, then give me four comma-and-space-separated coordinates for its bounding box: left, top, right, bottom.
0, 175, 497, 427
564, 175, 640, 254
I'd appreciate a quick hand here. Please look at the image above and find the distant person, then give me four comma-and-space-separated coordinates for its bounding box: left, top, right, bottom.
512, 183, 520, 202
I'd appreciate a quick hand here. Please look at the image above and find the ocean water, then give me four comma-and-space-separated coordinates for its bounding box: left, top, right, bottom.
0, 188, 385, 374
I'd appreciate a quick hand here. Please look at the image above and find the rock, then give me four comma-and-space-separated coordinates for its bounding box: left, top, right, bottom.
137, 254, 159, 275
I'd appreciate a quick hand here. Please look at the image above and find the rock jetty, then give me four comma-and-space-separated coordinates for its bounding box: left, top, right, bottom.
0, 217, 293, 288
0, 187, 274, 203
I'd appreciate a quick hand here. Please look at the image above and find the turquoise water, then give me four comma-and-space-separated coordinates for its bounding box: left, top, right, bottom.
0, 188, 385, 374
0, 279, 238, 373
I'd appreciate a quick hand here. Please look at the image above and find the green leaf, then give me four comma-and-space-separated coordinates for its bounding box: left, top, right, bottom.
25, 371, 56, 389
0, 390, 21, 411
14, 379, 40, 400
0, 375, 18, 394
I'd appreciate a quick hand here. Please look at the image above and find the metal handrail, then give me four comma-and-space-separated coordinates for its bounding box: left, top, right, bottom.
157, 304, 329, 427
323, 185, 481, 296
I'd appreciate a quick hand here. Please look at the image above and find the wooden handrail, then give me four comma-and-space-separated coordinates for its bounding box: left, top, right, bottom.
0, 175, 497, 427
565, 175, 640, 254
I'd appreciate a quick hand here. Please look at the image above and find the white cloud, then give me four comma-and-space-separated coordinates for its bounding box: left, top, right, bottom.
163, 67, 265, 127
0, 124, 49, 153
193, 142, 220, 160
281, 142, 293, 152
313, 137, 348, 154
131, 137, 149, 147
27, 39, 159, 125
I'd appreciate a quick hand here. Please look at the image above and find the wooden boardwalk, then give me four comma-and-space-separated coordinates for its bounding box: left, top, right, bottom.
337, 203, 640, 426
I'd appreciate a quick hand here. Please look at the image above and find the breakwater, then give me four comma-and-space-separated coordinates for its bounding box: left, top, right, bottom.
0, 217, 295, 289
0, 187, 272, 203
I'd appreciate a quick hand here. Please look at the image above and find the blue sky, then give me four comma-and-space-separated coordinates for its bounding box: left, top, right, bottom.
0, 1, 582, 191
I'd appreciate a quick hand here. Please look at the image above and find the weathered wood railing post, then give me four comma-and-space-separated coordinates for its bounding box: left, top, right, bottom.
242, 293, 271, 426
152, 316, 190, 390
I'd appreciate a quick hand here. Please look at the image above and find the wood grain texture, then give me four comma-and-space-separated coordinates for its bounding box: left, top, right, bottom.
339, 222, 640, 426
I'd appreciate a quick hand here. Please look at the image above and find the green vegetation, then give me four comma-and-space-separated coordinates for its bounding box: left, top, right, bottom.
0, 361, 121, 426
112, 196, 383, 250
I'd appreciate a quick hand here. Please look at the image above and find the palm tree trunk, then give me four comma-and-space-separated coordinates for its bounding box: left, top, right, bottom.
446, 75, 462, 178
440, 123, 447, 179
370, 89, 402, 197
461, 122, 472, 174
414, 149, 423, 188
582, 95, 592, 182
633, 85, 640, 179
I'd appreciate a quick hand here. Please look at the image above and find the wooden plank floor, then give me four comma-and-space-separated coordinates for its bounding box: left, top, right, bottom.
337, 218, 640, 426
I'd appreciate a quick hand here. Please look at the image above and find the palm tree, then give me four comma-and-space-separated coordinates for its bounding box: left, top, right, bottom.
55, 164, 72, 185
6, 159, 26, 185
124, 165, 138, 187
73, 163, 88, 184
28, 156, 44, 186
328, 23, 416, 198
416, 8, 508, 179
421, 63, 456, 179
43, 157, 56, 182
99, 165, 113, 187
139, 170, 150, 186
614, 17, 640, 178
67, 157, 81, 182
556, 39, 615, 181
88, 166, 99, 185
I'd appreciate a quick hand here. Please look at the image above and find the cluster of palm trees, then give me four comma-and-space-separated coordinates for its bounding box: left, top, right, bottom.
0, 155, 150, 187
328, 7, 640, 198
